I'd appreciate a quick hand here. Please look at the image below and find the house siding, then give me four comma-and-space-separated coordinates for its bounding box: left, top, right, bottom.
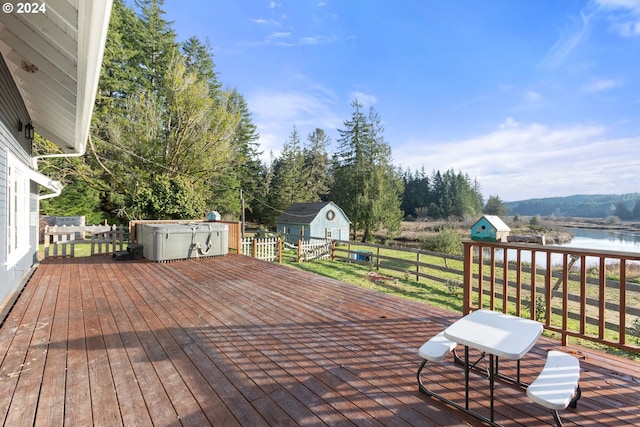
277, 202, 350, 242
0, 53, 37, 308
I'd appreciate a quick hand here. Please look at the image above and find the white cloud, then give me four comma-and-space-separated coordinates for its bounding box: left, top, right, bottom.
613, 20, 640, 35
592, 0, 640, 36
500, 117, 520, 129
394, 121, 640, 201
247, 89, 343, 162
526, 91, 543, 101
349, 91, 378, 106
582, 78, 622, 92
593, 0, 640, 13
540, 11, 593, 69
269, 32, 291, 39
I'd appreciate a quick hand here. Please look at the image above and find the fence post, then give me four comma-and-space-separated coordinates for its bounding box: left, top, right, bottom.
297, 240, 302, 263
416, 252, 420, 282
253, 238, 257, 258
331, 240, 336, 261
278, 239, 283, 263
44, 226, 50, 258
376, 246, 380, 270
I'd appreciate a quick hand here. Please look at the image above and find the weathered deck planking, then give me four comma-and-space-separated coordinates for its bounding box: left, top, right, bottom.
0, 254, 638, 426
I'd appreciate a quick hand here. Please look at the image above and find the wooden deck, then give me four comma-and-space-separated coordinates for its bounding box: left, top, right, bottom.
0, 254, 638, 426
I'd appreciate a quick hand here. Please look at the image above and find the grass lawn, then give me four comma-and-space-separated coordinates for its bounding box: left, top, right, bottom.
280, 247, 465, 313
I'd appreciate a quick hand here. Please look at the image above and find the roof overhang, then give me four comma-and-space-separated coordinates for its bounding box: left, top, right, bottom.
0, 0, 112, 154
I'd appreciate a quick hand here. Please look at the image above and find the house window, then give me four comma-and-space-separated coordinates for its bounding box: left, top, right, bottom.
6, 151, 30, 267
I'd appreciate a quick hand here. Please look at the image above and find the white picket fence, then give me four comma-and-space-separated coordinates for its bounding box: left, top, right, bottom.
241, 237, 282, 262
297, 238, 332, 262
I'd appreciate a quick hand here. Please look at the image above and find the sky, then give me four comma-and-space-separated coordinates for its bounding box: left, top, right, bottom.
161, 0, 640, 202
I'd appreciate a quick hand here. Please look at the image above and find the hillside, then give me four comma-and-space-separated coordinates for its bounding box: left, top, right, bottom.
505, 193, 640, 218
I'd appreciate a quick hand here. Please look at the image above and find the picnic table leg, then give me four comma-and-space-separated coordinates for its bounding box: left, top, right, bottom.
489, 354, 495, 423
464, 346, 469, 410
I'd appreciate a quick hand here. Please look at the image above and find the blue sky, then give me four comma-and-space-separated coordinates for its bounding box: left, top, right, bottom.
162, 0, 640, 202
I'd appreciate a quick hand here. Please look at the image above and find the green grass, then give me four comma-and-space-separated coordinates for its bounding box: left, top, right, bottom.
281, 248, 464, 313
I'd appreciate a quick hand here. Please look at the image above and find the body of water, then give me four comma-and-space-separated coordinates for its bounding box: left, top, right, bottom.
555, 227, 640, 254
493, 227, 640, 267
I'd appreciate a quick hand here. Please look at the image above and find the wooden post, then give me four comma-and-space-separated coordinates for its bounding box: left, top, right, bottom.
252, 238, 257, 258
376, 246, 380, 270
297, 240, 302, 263
278, 239, 283, 263
331, 241, 336, 261
416, 252, 420, 282
462, 241, 474, 315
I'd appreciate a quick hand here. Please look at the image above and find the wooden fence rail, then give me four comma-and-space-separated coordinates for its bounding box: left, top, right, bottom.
43, 225, 127, 258
331, 239, 462, 283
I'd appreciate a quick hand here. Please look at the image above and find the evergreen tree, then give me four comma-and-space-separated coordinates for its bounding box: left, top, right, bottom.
265, 126, 305, 224
302, 128, 331, 201
330, 101, 403, 241
181, 36, 221, 96
95, 0, 144, 119
221, 90, 262, 218
614, 200, 631, 220
484, 195, 508, 216
134, 0, 178, 95
632, 197, 640, 220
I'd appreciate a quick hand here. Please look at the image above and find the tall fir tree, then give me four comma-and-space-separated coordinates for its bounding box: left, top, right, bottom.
302, 128, 331, 201
330, 100, 403, 241
134, 0, 178, 96
265, 126, 305, 224
181, 36, 221, 96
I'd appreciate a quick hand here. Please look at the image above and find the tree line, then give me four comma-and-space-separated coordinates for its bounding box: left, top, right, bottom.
37, 0, 492, 241
506, 193, 640, 219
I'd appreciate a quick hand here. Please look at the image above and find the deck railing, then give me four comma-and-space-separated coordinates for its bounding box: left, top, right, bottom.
462, 239, 640, 353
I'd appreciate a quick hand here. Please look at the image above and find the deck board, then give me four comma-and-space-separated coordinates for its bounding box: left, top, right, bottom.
0, 254, 638, 426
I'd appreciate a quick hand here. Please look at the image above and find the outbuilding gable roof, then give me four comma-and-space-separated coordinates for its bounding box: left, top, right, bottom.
276, 201, 350, 225
478, 215, 511, 231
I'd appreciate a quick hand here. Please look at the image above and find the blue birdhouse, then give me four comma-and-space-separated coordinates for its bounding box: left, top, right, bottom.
471, 215, 511, 242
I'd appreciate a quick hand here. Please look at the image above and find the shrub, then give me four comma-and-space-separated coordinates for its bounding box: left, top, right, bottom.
445, 279, 462, 296
421, 227, 462, 255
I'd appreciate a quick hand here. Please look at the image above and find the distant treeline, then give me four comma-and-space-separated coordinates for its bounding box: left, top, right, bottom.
505, 193, 640, 219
